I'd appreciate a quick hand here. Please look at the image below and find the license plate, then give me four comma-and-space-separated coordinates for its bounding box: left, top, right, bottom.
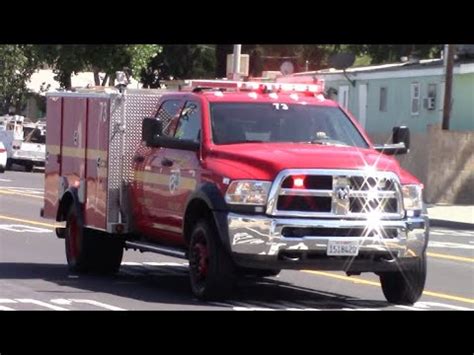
327, 240, 360, 256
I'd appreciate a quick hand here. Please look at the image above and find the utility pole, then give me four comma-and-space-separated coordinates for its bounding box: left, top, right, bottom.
442, 44, 455, 130
232, 44, 242, 81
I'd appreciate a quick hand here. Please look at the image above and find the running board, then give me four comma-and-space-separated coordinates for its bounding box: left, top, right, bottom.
125, 241, 186, 259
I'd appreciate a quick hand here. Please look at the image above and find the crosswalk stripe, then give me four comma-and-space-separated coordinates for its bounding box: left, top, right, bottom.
16, 299, 69, 311
0, 305, 15, 311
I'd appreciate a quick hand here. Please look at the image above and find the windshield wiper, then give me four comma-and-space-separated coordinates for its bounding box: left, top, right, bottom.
307, 139, 349, 146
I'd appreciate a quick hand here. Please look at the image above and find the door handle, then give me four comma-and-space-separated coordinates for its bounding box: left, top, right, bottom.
161, 158, 173, 167
133, 155, 145, 163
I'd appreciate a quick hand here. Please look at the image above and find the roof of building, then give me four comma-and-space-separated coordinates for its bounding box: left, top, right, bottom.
291, 58, 474, 77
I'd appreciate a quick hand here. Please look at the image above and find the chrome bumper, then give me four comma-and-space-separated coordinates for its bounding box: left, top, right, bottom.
227, 213, 428, 271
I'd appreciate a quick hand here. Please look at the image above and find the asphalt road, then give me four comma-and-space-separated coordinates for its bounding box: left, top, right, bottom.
0, 170, 472, 311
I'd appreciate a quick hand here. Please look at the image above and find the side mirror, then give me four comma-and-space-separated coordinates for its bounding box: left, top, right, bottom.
392, 126, 410, 150
374, 142, 407, 155
154, 136, 200, 152
142, 117, 162, 147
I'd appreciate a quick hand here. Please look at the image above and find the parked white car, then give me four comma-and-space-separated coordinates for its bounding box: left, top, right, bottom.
10, 127, 46, 172
0, 141, 7, 173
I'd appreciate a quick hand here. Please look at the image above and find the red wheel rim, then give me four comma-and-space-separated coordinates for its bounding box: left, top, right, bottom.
191, 233, 209, 280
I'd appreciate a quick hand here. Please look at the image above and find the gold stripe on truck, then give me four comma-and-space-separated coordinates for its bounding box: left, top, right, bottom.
134, 171, 197, 190
47, 145, 107, 161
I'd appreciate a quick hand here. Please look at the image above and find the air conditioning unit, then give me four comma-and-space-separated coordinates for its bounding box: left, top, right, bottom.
226, 54, 250, 78
423, 97, 436, 110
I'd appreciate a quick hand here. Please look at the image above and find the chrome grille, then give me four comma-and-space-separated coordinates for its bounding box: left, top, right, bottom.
266, 169, 404, 219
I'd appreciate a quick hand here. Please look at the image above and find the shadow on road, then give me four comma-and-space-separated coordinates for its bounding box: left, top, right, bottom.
0, 262, 391, 310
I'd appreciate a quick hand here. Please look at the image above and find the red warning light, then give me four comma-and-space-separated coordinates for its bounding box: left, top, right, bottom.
293, 176, 305, 188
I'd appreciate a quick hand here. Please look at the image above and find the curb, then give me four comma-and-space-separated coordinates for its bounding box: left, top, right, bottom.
430, 219, 474, 230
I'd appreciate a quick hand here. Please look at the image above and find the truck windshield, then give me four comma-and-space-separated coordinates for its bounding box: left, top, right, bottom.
210, 103, 369, 148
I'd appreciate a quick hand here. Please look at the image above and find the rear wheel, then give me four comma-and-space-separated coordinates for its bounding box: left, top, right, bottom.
379, 254, 427, 305
65, 205, 123, 274
188, 220, 236, 300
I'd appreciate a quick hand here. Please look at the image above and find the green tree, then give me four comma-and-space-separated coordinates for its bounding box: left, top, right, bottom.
141, 45, 216, 87
36, 44, 160, 89
0, 45, 40, 114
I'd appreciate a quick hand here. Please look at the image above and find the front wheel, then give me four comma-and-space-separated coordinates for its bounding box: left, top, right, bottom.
188, 220, 236, 301
379, 255, 427, 305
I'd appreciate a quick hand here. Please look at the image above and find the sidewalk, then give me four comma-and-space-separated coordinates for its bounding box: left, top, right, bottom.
427, 204, 474, 230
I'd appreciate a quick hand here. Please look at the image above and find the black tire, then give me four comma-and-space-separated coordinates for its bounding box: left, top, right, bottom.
379, 254, 427, 305
188, 220, 236, 300
24, 162, 34, 172
5, 159, 12, 170
0, 165, 4, 173
239, 268, 281, 278
65, 205, 123, 274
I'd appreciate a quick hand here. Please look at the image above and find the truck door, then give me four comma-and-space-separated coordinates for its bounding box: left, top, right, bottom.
135, 99, 184, 242
155, 100, 202, 245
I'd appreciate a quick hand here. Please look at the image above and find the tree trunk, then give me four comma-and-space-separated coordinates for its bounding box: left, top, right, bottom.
109, 73, 116, 87
63, 73, 72, 90
93, 68, 100, 86
101, 74, 109, 86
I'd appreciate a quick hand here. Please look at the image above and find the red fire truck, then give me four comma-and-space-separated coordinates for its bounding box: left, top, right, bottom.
42, 79, 429, 303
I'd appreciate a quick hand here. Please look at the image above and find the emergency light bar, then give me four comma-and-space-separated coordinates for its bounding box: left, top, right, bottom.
186, 79, 325, 95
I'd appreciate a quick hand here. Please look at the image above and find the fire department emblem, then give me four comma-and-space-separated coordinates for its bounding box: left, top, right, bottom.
169, 171, 180, 194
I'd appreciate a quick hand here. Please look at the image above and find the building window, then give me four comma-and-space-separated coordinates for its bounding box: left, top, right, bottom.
379, 87, 387, 112
423, 83, 437, 110
411, 82, 420, 116
438, 82, 445, 111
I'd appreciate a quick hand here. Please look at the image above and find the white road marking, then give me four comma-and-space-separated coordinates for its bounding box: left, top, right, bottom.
0, 305, 15, 310
342, 308, 380, 311
0, 299, 17, 303
71, 299, 125, 311
431, 230, 474, 238
121, 262, 143, 266
414, 302, 472, 310
0, 186, 42, 190
16, 299, 69, 311
0, 224, 52, 233
231, 301, 274, 310
0, 178, 12, 182
50, 299, 72, 305
275, 300, 310, 309
428, 241, 474, 250
233, 306, 274, 311
143, 262, 188, 267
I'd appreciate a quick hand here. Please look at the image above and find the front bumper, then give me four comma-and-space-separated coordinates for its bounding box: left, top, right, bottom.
227, 213, 429, 272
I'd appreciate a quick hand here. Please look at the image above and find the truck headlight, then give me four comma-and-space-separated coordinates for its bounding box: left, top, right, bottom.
225, 180, 272, 205
402, 184, 423, 211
